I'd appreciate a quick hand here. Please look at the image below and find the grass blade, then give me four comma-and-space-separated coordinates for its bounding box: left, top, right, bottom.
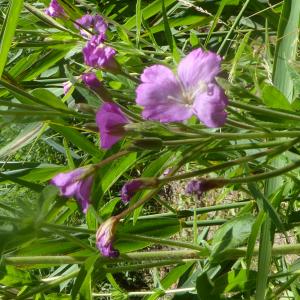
0, 0, 24, 77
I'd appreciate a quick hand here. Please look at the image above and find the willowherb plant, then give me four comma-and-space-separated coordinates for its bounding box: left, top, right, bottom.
0, 0, 300, 299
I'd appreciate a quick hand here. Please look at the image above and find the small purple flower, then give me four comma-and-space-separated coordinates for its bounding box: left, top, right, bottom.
82, 72, 102, 89
83, 36, 118, 72
75, 14, 108, 38
96, 102, 129, 149
63, 81, 72, 95
136, 48, 228, 128
121, 180, 144, 203
50, 168, 93, 213
45, 0, 65, 18
96, 218, 119, 257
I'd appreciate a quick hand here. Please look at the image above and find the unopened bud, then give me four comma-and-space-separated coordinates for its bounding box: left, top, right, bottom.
133, 138, 163, 150
76, 103, 97, 114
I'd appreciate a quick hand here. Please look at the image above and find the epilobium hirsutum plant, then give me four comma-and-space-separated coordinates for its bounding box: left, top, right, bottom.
1, 0, 300, 299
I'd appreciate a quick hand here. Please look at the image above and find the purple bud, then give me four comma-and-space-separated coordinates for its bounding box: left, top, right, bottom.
96, 102, 129, 149
83, 36, 119, 72
50, 168, 93, 213
121, 178, 158, 203
45, 0, 65, 18
96, 218, 119, 257
121, 180, 144, 203
63, 81, 72, 95
75, 14, 108, 38
82, 72, 102, 89
186, 179, 224, 200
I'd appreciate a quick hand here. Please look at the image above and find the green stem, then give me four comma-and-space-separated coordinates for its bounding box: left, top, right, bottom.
163, 131, 300, 145
217, 0, 251, 54
230, 100, 300, 123
135, 201, 250, 219
92, 287, 196, 297
160, 138, 299, 183
5, 243, 300, 266
119, 233, 203, 251
16, 270, 79, 300
183, 219, 227, 227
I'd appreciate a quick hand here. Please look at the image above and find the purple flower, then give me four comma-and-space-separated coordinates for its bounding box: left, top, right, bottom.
82, 72, 102, 89
83, 36, 119, 72
63, 81, 72, 95
75, 14, 108, 38
121, 180, 144, 203
136, 48, 228, 127
96, 102, 129, 149
96, 218, 119, 257
45, 0, 65, 18
50, 168, 93, 213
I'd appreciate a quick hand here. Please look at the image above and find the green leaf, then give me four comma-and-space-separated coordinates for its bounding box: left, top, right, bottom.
210, 213, 255, 263
124, 0, 176, 30
115, 217, 180, 252
50, 124, 102, 159
135, 0, 142, 47
273, 0, 300, 102
31, 89, 67, 110
0, 265, 32, 287
213, 269, 257, 294
71, 255, 98, 300
196, 271, 221, 300
0, 0, 24, 77
0, 123, 43, 159
262, 84, 293, 111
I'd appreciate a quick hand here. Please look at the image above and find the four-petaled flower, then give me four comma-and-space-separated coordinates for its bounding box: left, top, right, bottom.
96, 102, 129, 149
75, 14, 108, 38
96, 217, 119, 257
136, 48, 228, 128
50, 168, 93, 214
45, 0, 65, 18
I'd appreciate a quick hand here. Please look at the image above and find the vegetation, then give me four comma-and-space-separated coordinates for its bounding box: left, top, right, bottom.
0, 0, 300, 299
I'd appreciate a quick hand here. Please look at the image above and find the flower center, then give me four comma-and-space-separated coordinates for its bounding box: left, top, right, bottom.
182, 80, 208, 105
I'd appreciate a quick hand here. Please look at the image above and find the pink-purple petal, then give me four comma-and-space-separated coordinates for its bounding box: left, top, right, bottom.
178, 49, 222, 90
193, 84, 228, 128
96, 103, 129, 149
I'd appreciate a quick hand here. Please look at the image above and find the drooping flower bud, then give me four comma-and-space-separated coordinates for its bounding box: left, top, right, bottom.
186, 179, 224, 200
121, 178, 158, 203
63, 80, 72, 95
96, 217, 119, 257
45, 0, 66, 18
50, 167, 93, 213
81, 72, 110, 100
96, 102, 129, 149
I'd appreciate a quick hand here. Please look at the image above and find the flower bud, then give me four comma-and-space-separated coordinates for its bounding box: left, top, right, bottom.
121, 178, 158, 203
186, 179, 224, 200
96, 217, 119, 257
132, 138, 163, 150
